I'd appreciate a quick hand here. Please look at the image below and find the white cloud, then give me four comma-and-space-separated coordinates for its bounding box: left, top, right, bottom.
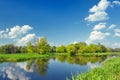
113, 0, 120, 5
0, 30, 9, 38
93, 23, 106, 30
89, 0, 110, 12
85, 12, 108, 22
0, 25, 38, 46
9, 25, 32, 39
114, 29, 120, 37
86, 30, 110, 44
0, 25, 32, 39
16, 34, 36, 46
85, 0, 110, 22
111, 42, 120, 48
108, 24, 116, 30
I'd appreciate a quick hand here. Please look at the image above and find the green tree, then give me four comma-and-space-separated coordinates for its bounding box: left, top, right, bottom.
88, 44, 101, 53
50, 46, 56, 53
36, 37, 50, 54
56, 45, 66, 53
66, 44, 76, 55
19, 46, 27, 53
26, 42, 35, 53
98, 43, 107, 52
0, 44, 18, 54
78, 42, 87, 53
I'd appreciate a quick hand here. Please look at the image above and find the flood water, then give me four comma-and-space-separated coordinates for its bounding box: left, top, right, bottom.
0, 55, 114, 80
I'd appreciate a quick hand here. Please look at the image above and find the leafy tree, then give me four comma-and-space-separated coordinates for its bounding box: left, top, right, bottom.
26, 42, 35, 53
88, 44, 101, 53
77, 42, 87, 53
18, 46, 27, 53
36, 37, 50, 54
98, 43, 107, 52
0, 44, 18, 54
50, 46, 56, 53
66, 44, 76, 55
56, 45, 66, 53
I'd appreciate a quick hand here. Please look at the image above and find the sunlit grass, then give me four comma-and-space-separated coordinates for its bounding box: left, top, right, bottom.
71, 57, 120, 80
0, 53, 49, 62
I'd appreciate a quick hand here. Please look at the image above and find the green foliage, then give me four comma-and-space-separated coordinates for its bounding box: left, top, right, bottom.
19, 46, 27, 53
67, 44, 76, 55
26, 42, 35, 53
0, 44, 18, 53
50, 46, 56, 53
0, 37, 119, 54
56, 45, 66, 53
78, 42, 87, 53
87, 44, 100, 53
36, 37, 50, 54
0, 54, 49, 62
72, 57, 120, 80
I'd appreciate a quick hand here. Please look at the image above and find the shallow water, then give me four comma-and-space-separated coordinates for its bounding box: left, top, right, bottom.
0, 55, 112, 80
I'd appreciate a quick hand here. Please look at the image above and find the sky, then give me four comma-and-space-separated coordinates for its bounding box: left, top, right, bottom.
0, 0, 120, 48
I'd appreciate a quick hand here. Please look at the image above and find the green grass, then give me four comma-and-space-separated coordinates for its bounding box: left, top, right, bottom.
0, 52, 119, 62
77, 52, 120, 56
71, 57, 120, 80
0, 53, 50, 62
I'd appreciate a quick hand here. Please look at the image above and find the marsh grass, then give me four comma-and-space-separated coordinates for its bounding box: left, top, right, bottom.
71, 57, 120, 80
0, 53, 49, 62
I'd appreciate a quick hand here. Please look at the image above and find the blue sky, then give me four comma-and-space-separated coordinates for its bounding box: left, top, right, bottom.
0, 0, 120, 48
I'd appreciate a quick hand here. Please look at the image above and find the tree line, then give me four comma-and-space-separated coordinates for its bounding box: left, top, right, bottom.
0, 37, 120, 55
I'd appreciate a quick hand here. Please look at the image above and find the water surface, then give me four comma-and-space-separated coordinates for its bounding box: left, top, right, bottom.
0, 55, 112, 80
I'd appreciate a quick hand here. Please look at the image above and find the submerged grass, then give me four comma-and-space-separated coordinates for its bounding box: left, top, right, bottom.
71, 57, 120, 80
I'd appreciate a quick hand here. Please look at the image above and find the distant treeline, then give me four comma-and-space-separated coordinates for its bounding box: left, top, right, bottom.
0, 37, 120, 55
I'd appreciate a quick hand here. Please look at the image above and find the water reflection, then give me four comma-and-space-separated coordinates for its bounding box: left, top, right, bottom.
0, 55, 112, 80
56, 55, 105, 65
0, 62, 30, 80
35, 58, 49, 76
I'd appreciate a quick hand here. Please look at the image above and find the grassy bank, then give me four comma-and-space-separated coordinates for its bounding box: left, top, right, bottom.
0, 53, 50, 62
77, 52, 120, 56
0, 52, 119, 62
71, 57, 120, 80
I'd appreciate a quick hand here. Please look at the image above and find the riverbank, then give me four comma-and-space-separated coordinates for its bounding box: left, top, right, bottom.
0, 54, 50, 62
72, 57, 120, 80
0, 52, 119, 62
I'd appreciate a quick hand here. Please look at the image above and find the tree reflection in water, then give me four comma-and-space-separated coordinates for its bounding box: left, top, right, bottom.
26, 55, 108, 76
56, 55, 107, 65
35, 58, 49, 76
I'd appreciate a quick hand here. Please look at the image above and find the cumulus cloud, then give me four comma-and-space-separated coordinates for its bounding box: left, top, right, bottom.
0, 25, 32, 39
108, 24, 116, 30
114, 29, 120, 37
16, 34, 36, 46
113, 0, 120, 5
93, 23, 106, 30
0, 25, 37, 46
9, 25, 32, 39
0, 28, 10, 38
86, 30, 110, 44
85, 0, 110, 22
